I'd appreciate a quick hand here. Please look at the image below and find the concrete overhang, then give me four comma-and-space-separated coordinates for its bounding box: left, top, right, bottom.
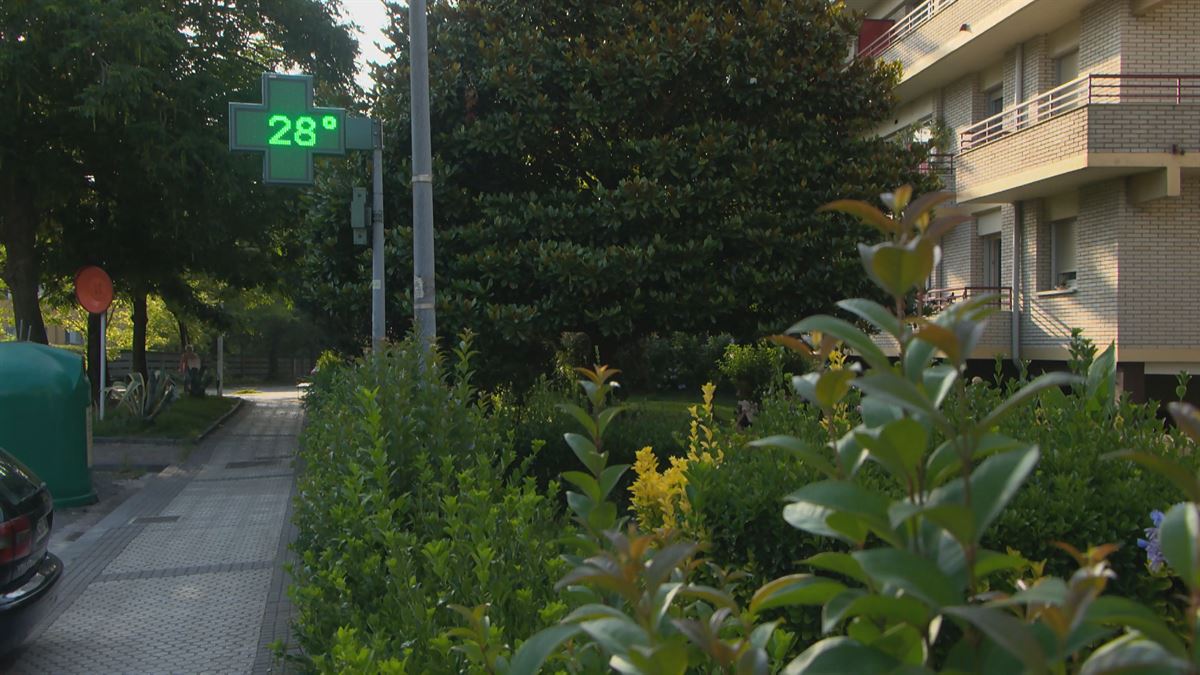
956, 153, 1199, 205
894, 0, 1093, 104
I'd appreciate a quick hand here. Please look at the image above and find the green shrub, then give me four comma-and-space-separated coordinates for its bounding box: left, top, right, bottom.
290, 337, 566, 672
496, 377, 691, 509
623, 332, 733, 394
717, 339, 805, 400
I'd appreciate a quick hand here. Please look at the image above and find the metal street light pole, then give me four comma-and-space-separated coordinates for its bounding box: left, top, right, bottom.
372, 119, 386, 352
409, 0, 436, 351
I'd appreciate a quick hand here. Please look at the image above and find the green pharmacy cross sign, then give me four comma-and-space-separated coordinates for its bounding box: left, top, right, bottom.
228, 73, 346, 185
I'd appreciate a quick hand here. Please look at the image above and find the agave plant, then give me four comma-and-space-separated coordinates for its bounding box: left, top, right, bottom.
111, 370, 178, 422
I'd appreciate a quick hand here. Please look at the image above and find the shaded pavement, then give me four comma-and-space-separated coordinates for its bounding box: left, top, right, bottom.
6, 388, 304, 674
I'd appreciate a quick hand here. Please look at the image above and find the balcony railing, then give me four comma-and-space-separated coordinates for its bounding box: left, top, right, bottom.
918, 153, 956, 189
961, 74, 1200, 151
917, 286, 1012, 314
859, 0, 959, 60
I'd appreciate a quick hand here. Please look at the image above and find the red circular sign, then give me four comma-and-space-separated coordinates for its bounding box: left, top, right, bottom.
74, 266, 114, 314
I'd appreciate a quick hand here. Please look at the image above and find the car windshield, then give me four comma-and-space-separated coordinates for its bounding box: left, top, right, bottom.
0, 449, 40, 507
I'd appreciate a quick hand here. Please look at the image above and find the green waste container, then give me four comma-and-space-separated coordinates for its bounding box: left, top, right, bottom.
0, 342, 96, 507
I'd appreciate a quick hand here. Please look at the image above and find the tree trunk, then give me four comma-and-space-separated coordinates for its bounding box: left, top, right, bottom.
87, 311, 104, 406
177, 317, 189, 351
132, 290, 149, 381
0, 172, 48, 344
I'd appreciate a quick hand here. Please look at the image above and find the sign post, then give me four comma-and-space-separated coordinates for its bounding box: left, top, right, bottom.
74, 267, 114, 420
229, 74, 390, 351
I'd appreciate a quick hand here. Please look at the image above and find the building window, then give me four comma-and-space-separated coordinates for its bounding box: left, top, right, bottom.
985, 86, 1004, 117
982, 234, 1002, 288
1055, 49, 1080, 87
1051, 218, 1077, 289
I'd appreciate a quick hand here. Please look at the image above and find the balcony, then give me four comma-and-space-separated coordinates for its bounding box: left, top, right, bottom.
871, 287, 1013, 358
955, 74, 1200, 204
918, 153, 956, 191
858, 0, 958, 60
859, 0, 1094, 104
917, 286, 1012, 313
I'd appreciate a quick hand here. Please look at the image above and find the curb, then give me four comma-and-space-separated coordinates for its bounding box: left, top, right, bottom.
193, 397, 245, 443
93, 397, 245, 446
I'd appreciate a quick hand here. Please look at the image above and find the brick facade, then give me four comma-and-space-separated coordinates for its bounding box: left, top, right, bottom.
866, 0, 1200, 369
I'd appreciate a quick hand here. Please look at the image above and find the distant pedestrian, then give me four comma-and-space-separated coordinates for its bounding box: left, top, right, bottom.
179, 345, 205, 397
179, 344, 202, 375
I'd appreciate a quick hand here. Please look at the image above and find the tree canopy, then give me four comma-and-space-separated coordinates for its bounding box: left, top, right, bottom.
291, 0, 935, 378
0, 0, 358, 372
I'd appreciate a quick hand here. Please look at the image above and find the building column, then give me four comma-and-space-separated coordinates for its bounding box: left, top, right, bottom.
1117, 361, 1146, 403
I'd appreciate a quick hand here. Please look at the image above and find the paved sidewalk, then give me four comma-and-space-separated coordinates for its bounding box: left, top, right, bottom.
8, 390, 304, 674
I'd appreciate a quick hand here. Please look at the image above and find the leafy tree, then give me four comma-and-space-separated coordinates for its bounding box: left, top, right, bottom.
291, 0, 935, 380
0, 0, 358, 382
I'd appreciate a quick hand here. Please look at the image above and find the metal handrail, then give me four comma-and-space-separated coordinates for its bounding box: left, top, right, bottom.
961, 74, 1200, 151
859, 0, 959, 60
918, 286, 1012, 313
918, 153, 956, 175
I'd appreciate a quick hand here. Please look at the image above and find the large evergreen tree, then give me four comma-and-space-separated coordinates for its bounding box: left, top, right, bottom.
293, 0, 934, 376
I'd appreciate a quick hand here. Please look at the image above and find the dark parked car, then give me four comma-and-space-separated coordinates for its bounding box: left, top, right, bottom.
0, 447, 61, 656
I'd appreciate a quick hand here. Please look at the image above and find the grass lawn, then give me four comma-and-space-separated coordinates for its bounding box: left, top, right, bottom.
94, 396, 240, 440
623, 390, 737, 423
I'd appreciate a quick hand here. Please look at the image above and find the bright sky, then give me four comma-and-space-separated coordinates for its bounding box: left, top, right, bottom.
341, 0, 393, 91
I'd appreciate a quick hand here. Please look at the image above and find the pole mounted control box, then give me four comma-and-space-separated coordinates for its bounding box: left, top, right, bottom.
351, 187, 369, 246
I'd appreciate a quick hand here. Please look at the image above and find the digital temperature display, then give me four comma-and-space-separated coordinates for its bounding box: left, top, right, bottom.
228, 73, 346, 185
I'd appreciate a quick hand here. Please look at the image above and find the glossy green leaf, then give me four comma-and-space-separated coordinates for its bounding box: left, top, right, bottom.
750, 435, 838, 479
822, 592, 930, 635
596, 405, 625, 438
1168, 402, 1200, 443
508, 624, 584, 675
944, 605, 1046, 674
788, 315, 892, 373
819, 200, 900, 235
979, 372, 1079, 430
854, 372, 947, 427
792, 372, 820, 406
900, 191, 955, 229
835, 431, 868, 478
973, 550, 1028, 580
677, 584, 738, 611
562, 471, 600, 502
1079, 633, 1190, 675
750, 574, 846, 615
853, 549, 961, 608
816, 368, 857, 410
783, 637, 901, 675
803, 552, 869, 585
1159, 503, 1200, 589
580, 616, 650, 655
925, 446, 1039, 543
564, 432, 604, 475
922, 364, 957, 409
598, 464, 628, 501
1086, 343, 1117, 407
644, 542, 699, 588
860, 239, 938, 299
902, 338, 937, 384
837, 298, 902, 338
1085, 596, 1188, 658
912, 322, 960, 364
557, 403, 598, 437
784, 481, 896, 546
926, 433, 1023, 487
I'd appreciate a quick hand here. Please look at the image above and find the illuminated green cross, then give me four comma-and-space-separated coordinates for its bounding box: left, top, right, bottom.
228, 73, 346, 185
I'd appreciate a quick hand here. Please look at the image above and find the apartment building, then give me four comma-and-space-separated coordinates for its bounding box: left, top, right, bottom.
852, 0, 1200, 401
